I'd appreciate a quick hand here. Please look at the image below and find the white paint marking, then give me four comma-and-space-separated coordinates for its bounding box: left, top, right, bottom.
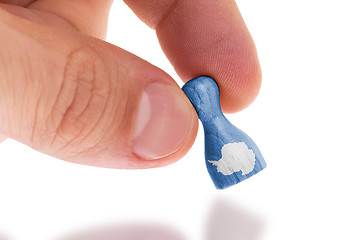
208, 142, 256, 175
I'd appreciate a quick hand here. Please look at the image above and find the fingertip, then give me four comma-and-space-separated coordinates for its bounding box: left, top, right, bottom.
216, 54, 262, 113
131, 81, 199, 166
130, 114, 198, 169
124, 0, 262, 113
154, 0, 262, 113
148, 115, 199, 168
176, 42, 262, 113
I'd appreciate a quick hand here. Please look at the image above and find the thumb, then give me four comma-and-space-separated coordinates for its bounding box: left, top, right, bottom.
0, 9, 197, 169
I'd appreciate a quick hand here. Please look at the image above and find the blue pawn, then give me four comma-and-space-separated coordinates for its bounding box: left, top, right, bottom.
182, 76, 266, 189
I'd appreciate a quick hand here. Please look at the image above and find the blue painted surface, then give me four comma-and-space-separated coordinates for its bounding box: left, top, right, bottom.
182, 76, 266, 189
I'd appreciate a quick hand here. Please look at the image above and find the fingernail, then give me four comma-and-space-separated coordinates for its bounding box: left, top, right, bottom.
132, 82, 195, 160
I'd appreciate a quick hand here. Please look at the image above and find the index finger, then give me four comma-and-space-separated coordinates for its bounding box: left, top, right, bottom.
124, 0, 261, 113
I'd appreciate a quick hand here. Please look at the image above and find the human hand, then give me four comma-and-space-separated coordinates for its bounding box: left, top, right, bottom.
0, 0, 261, 169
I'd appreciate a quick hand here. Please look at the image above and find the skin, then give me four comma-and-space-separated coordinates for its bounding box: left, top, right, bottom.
0, 0, 261, 169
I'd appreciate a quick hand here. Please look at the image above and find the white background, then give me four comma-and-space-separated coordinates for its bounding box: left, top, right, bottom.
1, 0, 341, 239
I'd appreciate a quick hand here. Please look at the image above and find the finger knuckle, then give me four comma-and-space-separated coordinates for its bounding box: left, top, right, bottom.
48, 46, 111, 153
